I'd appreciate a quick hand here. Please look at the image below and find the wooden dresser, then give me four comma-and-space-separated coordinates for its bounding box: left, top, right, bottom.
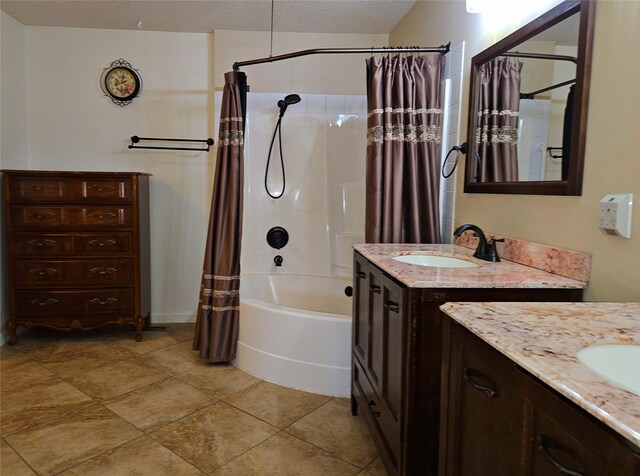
1, 170, 151, 344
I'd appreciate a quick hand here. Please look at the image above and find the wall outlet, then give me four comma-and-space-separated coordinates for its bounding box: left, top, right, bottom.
598, 194, 633, 238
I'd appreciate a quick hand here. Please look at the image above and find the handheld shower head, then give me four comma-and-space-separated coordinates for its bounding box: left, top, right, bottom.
277, 94, 301, 117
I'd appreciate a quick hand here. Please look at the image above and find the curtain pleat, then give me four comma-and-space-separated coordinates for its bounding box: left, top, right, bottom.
475, 58, 522, 182
193, 71, 247, 362
365, 54, 444, 244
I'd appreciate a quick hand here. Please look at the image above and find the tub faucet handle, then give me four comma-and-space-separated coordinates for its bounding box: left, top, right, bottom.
274, 255, 283, 267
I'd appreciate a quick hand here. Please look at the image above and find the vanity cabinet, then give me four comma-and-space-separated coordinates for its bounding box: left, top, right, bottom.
440, 318, 640, 476
2, 170, 151, 343
351, 251, 584, 476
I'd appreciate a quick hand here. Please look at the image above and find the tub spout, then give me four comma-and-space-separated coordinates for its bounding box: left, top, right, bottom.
274, 255, 283, 267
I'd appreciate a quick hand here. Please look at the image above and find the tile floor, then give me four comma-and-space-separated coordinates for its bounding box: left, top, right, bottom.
0, 324, 388, 476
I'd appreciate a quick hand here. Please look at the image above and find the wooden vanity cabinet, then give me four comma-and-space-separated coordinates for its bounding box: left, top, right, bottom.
351, 251, 583, 476
2, 170, 151, 343
440, 319, 640, 476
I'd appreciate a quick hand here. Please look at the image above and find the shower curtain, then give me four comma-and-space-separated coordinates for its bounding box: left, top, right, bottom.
475, 57, 522, 182
193, 71, 247, 363
365, 54, 444, 244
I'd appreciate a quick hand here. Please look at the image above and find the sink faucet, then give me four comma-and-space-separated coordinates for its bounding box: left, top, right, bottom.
453, 224, 503, 262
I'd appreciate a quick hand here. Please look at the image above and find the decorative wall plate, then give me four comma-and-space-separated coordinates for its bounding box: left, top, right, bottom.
100, 59, 142, 106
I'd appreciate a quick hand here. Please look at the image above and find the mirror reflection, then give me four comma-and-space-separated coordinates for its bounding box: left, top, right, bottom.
465, 0, 594, 195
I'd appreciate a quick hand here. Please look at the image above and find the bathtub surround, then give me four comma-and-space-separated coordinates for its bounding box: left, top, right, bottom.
365, 54, 444, 244
194, 71, 247, 363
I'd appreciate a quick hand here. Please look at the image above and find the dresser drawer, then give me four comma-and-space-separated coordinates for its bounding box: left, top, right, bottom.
12, 234, 74, 256
8, 177, 132, 202
15, 289, 134, 316
11, 206, 133, 229
73, 233, 133, 254
13, 259, 133, 286
12, 233, 133, 256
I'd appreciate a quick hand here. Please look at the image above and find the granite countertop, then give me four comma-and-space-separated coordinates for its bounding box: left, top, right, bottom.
440, 301, 640, 448
353, 243, 586, 289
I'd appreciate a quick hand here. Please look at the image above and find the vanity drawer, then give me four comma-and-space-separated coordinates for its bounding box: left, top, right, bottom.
15, 289, 134, 316
11, 206, 133, 229
8, 177, 132, 202
13, 259, 133, 286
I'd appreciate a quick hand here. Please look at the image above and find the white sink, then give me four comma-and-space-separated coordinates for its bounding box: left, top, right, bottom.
392, 254, 478, 268
577, 344, 640, 396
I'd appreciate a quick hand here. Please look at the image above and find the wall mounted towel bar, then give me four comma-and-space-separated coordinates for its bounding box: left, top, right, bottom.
128, 136, 214, 152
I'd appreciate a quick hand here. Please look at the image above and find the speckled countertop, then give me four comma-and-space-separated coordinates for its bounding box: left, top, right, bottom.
440, 301, 640, 448
353, 243, 586, 289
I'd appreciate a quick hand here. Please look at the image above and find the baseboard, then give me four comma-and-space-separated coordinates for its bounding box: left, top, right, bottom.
149, 312, 196, 324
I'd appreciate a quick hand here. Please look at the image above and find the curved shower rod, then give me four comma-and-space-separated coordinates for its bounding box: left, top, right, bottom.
233, 42, 451, 71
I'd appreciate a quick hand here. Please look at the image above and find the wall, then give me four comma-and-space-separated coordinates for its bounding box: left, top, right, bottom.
391, 1, 640, 301
1, 11, 30, 344
23, 26, 215, 323
214, 30, 387, 94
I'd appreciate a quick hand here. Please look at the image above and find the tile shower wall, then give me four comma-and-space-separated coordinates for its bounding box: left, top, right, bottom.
214, 93, 367, 278
440, 42, 465, 243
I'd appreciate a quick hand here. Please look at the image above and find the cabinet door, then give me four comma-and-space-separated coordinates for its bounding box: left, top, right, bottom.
353, 253, 370, 366
524, 377, 639, 475
442, 321, 526, 476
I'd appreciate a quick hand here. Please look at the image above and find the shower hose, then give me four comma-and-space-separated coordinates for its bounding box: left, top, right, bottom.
265, 116, 286, 199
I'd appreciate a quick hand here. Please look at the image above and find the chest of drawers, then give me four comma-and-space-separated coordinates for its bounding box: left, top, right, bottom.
2, 170, 151, 344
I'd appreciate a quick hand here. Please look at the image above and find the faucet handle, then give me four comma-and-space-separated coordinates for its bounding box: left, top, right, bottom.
487, 238, 504, 262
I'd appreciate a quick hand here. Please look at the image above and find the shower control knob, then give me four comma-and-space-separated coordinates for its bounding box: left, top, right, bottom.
267, 226, 289, 250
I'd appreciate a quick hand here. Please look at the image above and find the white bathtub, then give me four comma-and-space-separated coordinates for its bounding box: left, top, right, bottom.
235, 274, 353, 397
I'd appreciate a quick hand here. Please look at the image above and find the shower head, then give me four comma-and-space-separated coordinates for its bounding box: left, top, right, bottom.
277, 94, 301, 117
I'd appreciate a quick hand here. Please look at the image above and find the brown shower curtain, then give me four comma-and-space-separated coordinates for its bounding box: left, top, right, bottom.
365, 54, 444, 244
475, 57, 522, 182
193, 71, 247, 362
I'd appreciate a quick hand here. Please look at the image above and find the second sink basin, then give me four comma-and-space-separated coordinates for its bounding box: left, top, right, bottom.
577, 344, 640, 396
392, 254, 478, 268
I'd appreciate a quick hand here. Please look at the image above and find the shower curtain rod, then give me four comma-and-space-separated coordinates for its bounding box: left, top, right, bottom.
502, 51, 577, 64
233, 43, 451, 70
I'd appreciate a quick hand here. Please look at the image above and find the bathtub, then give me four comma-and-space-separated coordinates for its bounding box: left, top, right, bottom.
235, 274, 353, 397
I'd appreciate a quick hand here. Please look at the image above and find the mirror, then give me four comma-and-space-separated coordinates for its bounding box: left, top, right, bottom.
464, 0, 595, 195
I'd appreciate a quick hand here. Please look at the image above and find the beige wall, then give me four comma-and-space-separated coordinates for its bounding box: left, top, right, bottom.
214, 30, 387, 94
391, 1, 640, 301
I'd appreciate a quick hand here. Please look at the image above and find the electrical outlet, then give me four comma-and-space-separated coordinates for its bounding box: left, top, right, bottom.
598, 194, 633, 238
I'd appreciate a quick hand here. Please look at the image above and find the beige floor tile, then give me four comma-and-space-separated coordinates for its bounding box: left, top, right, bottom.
214, 432, 360, 475
1, 380, 93, 436
164, 323, 195, 342
223, 380, 331, 429
1, 357, 60, 396
0, 345, 27, 361
104, 377, 215, 432
105, 330, 184, 356
287, 398, 378, 468
152, 401, 279, 473
142, 341, 206, 375
176, 363, 260, 399
60, 435, 206, 476
67, 359, 169, 400
32, 342, 130, 378
1, 438, 37, 475
358, 457, 389, 476
5, 404, 142, 475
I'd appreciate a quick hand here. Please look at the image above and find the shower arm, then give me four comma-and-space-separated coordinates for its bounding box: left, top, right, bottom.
233, 43, 451, 71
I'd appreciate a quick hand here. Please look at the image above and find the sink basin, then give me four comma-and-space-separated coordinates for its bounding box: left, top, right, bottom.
392, 254, 477, 268
577, 344, 640, 396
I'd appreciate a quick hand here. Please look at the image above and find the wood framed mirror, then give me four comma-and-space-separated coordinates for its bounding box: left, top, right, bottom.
464, 0, 595, 195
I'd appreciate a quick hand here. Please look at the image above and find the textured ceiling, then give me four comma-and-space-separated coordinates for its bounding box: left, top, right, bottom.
0, 0, 418, 34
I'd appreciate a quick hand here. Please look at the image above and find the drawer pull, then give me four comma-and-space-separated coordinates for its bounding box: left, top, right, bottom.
538, 435, 585, 476
88, 211, 117, 220
88, 239, 116, 247
367, 400, 381, 417
27, 238, 56, 247
30, 298, 58, 306
29, 267, 58, 276
356, 271, 366, 279
369, 284, 381, 294
463, 367, 497, 397
28, 211, 56, 220
89, 297, 118, 305
89, 267, 118, 275
88, 184, 116, 193
384, 301, 400, 313
26, 184, 54, 192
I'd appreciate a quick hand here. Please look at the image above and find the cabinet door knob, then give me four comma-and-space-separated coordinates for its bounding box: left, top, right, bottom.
369, 284, 381, 294
356, 271, 366, 279
367, 400, 381, 417
463, 367, 497, 397
384, 301, 400, 313
537, 435, 585, 476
